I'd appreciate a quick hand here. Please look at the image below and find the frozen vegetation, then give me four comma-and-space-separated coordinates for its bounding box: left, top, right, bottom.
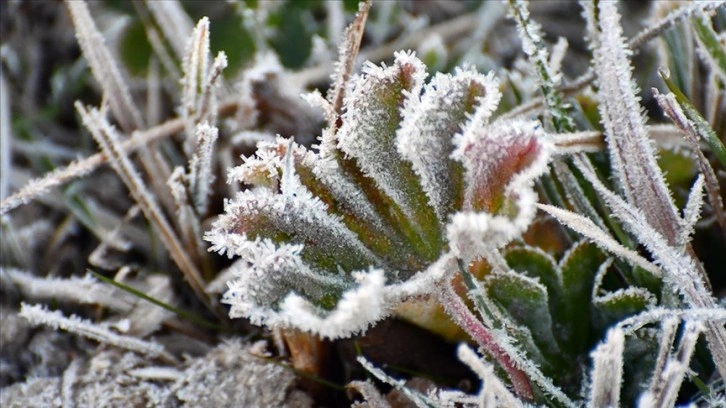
1, 0, 726, 406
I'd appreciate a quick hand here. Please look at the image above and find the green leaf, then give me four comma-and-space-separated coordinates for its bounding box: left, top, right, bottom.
507, 0, 573, 132
500, 320, 553, 373
593, 288, 655, 330
337, 53, 443, 263
662, 21, 695, 97
505, 246, 560, 300
692, 13, 726, 81
242, 141, 417, 271
457, 259, 498, 328
559, 241, 606, 352
209, 14, 256, 76
631, 266, 663, 296
620, 331, 659, 405
269, 6, 314, 68
119, 20, 153, 76
657, 149, 697, 196
217, 188, 379, 273
486, 271, 561, 357
89, 269, 220, 330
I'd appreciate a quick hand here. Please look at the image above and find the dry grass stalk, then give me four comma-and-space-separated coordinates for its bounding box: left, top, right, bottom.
66, 0, 145, 132
75, 103, 211, 311
0, 100, 238, 216
19, 303, 175, 363
144, 0, 194, 61
654, 89, 726, 236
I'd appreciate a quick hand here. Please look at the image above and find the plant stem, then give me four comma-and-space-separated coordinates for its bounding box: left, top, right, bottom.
437, 277, 534, 400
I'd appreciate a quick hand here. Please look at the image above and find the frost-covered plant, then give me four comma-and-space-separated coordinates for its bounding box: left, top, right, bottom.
205, 0, 726, 406
3, 0, 726, 406
201, 0, 726, 404
206, 51, 553, 339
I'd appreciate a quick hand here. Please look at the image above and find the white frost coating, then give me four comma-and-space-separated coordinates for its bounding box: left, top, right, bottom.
396, 68, 500, 221
145, 0, 194, 59
188, 122, 218, 213
66, 0, 144, 132
222, 240, 312, 310
593, 287, 657, 310
575, 156, 714, 306
232, 134, 391, 236
487, 325, 576, 407
356, 356, 438, 407
693, 11, 726, 84
210, 163, 381, 266
277, 269, 388, 339
128, 367, 184, 382
243, 51, 284, 82
19, 303, 168, 359
447, 203, 534, 261
457, 344, 523, 408
227, 140, 286, 186
551, 130, 603, 155
1, 268, 132, 312
180, 20, 226, 158
280, 139, 307, 199
61, 359, 80, 408
549, 37, 569, 75
575, 156, 726, 378
588, 328, 625, 408
510, 0, 563, 88
336, 51, 429, 219
447, 120, 552, 261
229, 130, 276, 148
590, 258, 615, 300
382, 252, 457, 303
453, 119, 552, 212
678, 174, 705, 248
182, 18, 210, 125
220, 240, 348, 325
579, 0, 598, 50
346, 381, 391, 408
638, 321, 704, 408
301, 89, 336, 125
509, 0, 573, 130
510, 0, 542, 58
327, 0, 369, 115
311, 140, 392, 234
538, 203, 661, 277
614, 307, 726, 337
593, 0, 681, 245
649, 318, 681, 392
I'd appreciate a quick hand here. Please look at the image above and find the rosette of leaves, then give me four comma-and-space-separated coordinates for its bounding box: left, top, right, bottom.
206, 51, 553, 339
479, 241, 665, 402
